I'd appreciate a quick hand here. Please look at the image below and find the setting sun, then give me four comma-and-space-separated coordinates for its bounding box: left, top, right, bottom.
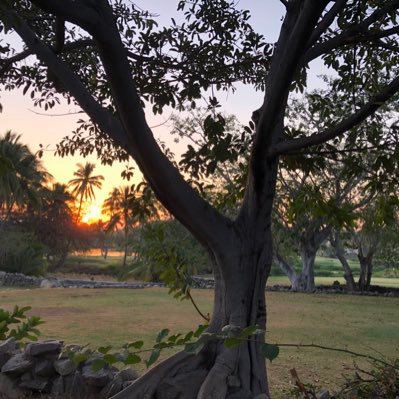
81, 204, 102, 224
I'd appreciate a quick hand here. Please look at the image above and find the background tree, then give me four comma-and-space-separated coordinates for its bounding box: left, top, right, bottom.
68, 162, 104, 223
330, 195, 399, 291
0, 131, 48, 220
2, 1, 399, 397
35, 183, 76, 271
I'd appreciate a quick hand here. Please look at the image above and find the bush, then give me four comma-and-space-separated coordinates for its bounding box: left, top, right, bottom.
0, 229, 46, 276
125, 219, 209, 283
337, 360, 399, 399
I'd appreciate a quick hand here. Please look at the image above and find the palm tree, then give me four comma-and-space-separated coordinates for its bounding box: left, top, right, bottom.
102, 183, 159, 266
38, 183, 74, 270
68, 162, 104, 223
102, 186, 134, 266
0, 131, 49, 220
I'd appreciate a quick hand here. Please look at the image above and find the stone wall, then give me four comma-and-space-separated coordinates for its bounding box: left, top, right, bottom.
0, 338, 138, 399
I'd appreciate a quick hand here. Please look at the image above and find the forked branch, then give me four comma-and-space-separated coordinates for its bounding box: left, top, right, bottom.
269, 75, 399, 157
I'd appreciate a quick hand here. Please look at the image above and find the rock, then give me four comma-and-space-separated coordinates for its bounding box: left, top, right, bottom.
1, 353, 34, 375
0, 338, 19, 368
82, 364, 112, 387
0, 338, 18, 354
19, 378, 50, 392
101, 377, 124, 398
64, 371, 90, 399
115, 368, 139, 381
51, 375, 64, 397
26, 340, 62, 356
54, 358, 77, 376
317, 388, 331, 399
0, 373, 24, 399
40, 278, 62, 288
34, 358, 55, 377
20, 371, 32, 381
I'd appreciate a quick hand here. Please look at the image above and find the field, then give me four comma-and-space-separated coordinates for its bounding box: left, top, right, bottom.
1, 287, 398, 397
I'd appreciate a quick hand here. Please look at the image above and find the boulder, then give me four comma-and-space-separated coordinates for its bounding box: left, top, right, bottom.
51, 375, 64, 397
26, 340, 62, 356
82, 364, 112, 387
115, 368, 139, 381
19, 378, 51, 392
1, 353, 34, 375
0, 373, 24, 399
54, 358, 77, 376
34, 358, 55, 377
40, 278, 62, 288
0, 338, 18, 354
0, 338, 19, 369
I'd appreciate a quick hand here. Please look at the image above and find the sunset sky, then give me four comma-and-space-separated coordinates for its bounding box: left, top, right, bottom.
0, 1, 326, 218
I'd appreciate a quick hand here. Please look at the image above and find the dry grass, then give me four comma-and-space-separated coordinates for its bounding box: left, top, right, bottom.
1, 287, 398, 397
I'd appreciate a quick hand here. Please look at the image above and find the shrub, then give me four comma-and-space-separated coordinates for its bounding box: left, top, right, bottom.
337, 360, 399, 399
0, 229, 46, 276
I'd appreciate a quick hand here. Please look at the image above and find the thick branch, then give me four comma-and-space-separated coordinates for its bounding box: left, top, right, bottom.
246, 0, 326, 202
269, 75, 399, 156
24, 1, 233, 254
0, 39, 93, 77
1, 7, 132, 152
29, 0, 101, 32
306, 0, 348, 48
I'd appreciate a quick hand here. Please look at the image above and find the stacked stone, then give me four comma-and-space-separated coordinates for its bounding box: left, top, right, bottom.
0, 338, 138, 399
0, 271, 41, 288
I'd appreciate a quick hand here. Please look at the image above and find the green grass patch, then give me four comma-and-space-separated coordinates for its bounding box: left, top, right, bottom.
0, 287, 397, 397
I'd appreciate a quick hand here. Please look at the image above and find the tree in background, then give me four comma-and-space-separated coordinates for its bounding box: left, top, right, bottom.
273, 81, 398, 292
102, 183, 159, 266
2, 1, 399, 397
35, 183, 76, 271
128, 218, 209, 283
330, 195, 399, 291
68, 162, 104, 223
0, 131, 49, 220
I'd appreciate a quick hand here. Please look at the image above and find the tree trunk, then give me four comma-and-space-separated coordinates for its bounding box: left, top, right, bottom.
329, 232, 357, 292
299, 247, 316, 292
112, 228, 273, 399
358, 253, 373, 291
275, 253, 303, 291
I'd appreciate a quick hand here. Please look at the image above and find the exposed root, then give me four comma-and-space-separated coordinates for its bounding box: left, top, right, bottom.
110, 351, 199, 399
197, 346, 238, 399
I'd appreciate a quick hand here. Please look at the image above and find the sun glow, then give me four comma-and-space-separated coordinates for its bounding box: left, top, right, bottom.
81, 204, 102, 224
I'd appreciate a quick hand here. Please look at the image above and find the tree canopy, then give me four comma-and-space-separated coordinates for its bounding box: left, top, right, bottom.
1, 1, 399, 398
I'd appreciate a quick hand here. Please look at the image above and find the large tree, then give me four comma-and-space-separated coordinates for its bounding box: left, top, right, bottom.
1, 1, 399, 398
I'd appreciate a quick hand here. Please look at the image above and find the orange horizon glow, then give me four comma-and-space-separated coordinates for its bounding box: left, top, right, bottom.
81, 204, 102, 225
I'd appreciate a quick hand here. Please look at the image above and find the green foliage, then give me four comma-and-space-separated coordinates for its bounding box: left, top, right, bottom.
0, 305, 44, 342
0, 228, 46, 276
289, 360, 399, 399
0, 131, 48, 212
338, 360, 399, 399
127, 219, 208, 289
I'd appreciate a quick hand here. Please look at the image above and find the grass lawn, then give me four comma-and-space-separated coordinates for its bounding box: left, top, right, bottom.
1, 287, 398, 397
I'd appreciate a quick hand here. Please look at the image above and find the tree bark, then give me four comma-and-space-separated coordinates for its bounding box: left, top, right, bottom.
299, 246, 316, 292
112, 227, 273, 399
330, 231, 357, 292
358, 253, 374, 291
